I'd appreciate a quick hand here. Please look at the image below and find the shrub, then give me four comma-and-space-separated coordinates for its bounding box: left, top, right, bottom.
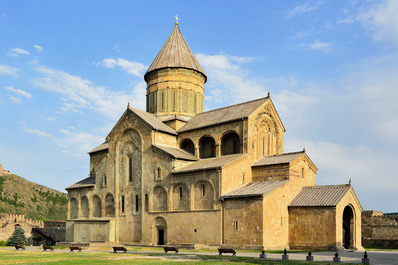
7, 226, 26, 246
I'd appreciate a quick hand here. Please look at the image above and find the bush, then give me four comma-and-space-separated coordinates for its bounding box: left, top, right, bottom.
0, 240, 7, 246
7, 226, 26, 246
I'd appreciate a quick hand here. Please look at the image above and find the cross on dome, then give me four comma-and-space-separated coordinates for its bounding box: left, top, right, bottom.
174, 15, 179, 25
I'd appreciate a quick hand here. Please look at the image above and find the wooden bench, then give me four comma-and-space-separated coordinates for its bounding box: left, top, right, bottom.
112, 246, 127, 253
218, 248, 236, 256
69, 245, 82, 252
14, 245, 25, 251
43, 245, 54, 252
163, 246, 179, 254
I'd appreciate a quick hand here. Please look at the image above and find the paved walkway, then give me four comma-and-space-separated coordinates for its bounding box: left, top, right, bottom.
2, 247, 398, 264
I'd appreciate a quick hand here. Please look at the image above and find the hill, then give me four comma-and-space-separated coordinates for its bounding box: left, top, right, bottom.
0, 169, 67, 220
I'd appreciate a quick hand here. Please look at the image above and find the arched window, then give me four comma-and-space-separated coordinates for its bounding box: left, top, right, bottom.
199, 136, 216, 158
92, 196, 102, 217
180, 139, 195, 155
70, 198, 78, 219
221, 131, 240, 155
81, 196, 89, 218
173, 184, 189, 210
105, 194, 115, 217
194, 181, 214, 210
153, 186, 168, 211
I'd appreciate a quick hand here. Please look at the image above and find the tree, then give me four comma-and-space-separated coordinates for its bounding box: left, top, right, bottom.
8, 226, 26, 246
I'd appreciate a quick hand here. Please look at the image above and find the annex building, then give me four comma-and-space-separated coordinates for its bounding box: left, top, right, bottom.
66, 22, 363, 250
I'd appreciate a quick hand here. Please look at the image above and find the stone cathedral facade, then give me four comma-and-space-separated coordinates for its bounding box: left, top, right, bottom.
66, 23, 363, 250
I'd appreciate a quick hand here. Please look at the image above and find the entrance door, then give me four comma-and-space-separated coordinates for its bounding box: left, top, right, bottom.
158, 229, 165, 245
342, 205, 354, 249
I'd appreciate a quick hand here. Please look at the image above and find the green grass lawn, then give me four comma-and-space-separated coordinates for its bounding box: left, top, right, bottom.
0, 250, 355, 265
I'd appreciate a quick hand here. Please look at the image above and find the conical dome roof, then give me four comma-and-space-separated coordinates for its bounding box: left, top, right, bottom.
144, 24, 206, 81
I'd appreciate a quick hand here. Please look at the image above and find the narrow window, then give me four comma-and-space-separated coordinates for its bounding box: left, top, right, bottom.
183, 94, 187, 112
194, 94, 197, 112
121, 195, 125, 213
135, 195, 139, 212
145, 194, 148, 212
202, 184, 206, 196
302, 167, 304, 178
161, 91, 165, 110
157, 167, 161, 179
235, 221, 238, 231
173, 91, 176, 111
179, 186, 183, 198
103, 175, 107, 187
262, 137, 266, 156
129, 157, 133, 182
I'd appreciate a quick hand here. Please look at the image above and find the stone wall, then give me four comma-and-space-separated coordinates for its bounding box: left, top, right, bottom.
362, 211, 398, 247
0, 214, 44, 244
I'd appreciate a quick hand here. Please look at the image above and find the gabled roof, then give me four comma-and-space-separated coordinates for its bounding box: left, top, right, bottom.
178, 97, 269, 133
220, 179, 289, 199
145, 24, 206, 81
173, 154, 246, 174
128, 107, 177, 135
88, 142, 109, 154
253, 150, 305, 167
289, 184, 351, 207
152, 144, 198, 161
66, 176, 95, 190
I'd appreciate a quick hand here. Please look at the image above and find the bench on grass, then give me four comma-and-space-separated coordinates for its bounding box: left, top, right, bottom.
163, 246, 179, 254
113, 246, 127, 253
218, 248, 236, 256
43, 245, 54, 252
15, 245, 25, 251
69, 245, 82, 252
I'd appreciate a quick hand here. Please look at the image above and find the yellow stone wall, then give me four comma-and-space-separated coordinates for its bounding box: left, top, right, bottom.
220, 155, 252, 194
288, 207, 337, 249
223, 198, 263, 249
146, 68, 205, 117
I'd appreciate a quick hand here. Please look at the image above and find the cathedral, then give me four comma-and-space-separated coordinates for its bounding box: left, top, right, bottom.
66, 22, 363, 250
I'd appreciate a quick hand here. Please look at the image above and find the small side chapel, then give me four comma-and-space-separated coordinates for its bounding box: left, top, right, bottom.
66, 22, 363, 250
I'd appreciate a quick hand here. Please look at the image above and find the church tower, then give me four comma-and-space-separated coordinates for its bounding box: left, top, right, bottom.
144, 21, 207, 123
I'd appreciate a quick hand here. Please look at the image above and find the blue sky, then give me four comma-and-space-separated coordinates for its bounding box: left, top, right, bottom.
1, 0, 397, 212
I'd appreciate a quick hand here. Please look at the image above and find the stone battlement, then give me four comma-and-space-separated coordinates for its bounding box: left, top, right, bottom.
0, 214, 44, 227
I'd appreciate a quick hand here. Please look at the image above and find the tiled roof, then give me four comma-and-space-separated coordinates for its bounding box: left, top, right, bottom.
145, 24, 206, 80
178, 97, 268, 132
129, 107, 177, 135
253, 151, 305, 167
174, 154, 246, 174
88, 142, 109, 154
220, 179, 289, 199
153, 145, 197, 161
289, 184, 351, 207
66, 177, 95, 190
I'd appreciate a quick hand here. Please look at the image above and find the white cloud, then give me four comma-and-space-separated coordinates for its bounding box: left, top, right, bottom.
4, 86, 32, 99
56, 129, 104, 155
34, 45, 43, 53
288, 1, 322, 17
0, 65, 19, 76
357, 0, 398, 45
309, 40, 333, 52
8, 48, 30, 57
98, 58, 146, 77
31, 65, 146, 118
197, 54, 268, 106
9, 95, 21, 104
23, 127, 52, 138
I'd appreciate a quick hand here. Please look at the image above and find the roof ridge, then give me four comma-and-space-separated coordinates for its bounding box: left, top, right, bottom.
303, 184, 350, 189
194, 97, 268, 117
267, 150, 305, 157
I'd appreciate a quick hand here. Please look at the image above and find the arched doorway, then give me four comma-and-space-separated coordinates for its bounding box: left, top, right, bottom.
199, 136, 216, 158
180, 139, 195, 155
221, 131, 240, 155
153, 217, 167, 245
342, 205, 354, 249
